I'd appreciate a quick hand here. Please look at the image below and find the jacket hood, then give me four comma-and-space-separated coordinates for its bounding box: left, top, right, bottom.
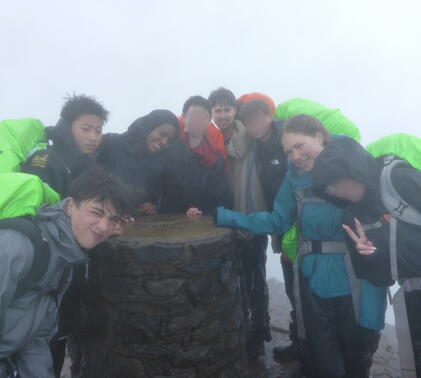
123, 109, 180, 156
35, 200, 87, 267
46, 119, 96, 176
312, 137, 381, 209
227, 120, 253, 159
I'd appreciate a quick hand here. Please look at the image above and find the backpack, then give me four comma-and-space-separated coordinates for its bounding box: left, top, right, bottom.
366, 134, 421, 378
0, 174, 59, 299
371, 156, 421, 282
0, 118, 47, 174
273, 97, 361, 142
0, 173, 60, 219
365, 133, 421, 281
0, 216, 51, 300
366, 133, 421, 171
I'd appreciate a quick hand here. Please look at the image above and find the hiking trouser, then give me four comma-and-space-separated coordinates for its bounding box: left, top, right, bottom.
51, 264, 86, 377
405, 289, 421, 377
298, 272, 380, 378
281, 256, 298, 344
238, 234, 271, 342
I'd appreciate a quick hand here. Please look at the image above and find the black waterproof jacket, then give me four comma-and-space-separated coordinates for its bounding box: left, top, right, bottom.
96, 110, 179, 208
313, 137, 421, 286
255, 120, 288, 209
21, 120, 96, 198
159, 139, 230, 215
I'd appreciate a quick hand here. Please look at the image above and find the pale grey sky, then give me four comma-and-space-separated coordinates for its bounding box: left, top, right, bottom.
1, 0, 416, 322
1, 0, 420, 143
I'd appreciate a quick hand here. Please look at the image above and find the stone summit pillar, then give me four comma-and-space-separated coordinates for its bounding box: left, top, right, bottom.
82, 215, 248, 378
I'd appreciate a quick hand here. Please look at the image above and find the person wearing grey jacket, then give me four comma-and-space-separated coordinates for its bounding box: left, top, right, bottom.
209, 87, 270, 360
0, 167, 133, 378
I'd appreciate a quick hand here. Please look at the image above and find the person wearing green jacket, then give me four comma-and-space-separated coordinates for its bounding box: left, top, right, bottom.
216, 114, 386, 378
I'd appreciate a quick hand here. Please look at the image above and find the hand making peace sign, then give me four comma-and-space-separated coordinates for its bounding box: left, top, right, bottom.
342, 218, 377, 255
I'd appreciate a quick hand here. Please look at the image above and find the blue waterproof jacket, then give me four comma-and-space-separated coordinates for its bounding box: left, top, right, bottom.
217, 164, 386, 330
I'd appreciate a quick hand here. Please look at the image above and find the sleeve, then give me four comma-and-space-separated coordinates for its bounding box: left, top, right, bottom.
0, 230, 34, 314
15, 337, 55, 378
0, 231, 54, 377
392, 167, 421, 213
216, 173, 297, 235
21, 152, 57, 192
203, 157, 230, 215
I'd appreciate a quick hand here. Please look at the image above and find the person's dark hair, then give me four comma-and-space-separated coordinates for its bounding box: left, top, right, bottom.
281, 114, 331, 145
238, 99, 272, 123
208, 87, 237, 109
182, 95, 211, 115
69, 167, 134, 218
60, 94, 109, 125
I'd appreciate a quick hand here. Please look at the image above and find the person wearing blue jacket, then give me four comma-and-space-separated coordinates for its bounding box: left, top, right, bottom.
216, 114, 387, 378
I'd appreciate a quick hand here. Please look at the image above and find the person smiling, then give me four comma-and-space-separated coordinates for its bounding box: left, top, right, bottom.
96, 109, 179, 215
0, 167, 133, 378
215, 114, 387, 377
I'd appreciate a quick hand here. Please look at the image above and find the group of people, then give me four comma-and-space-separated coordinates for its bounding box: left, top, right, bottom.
0, 87, 420, 378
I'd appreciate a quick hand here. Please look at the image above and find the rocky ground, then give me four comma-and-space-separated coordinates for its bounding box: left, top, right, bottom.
249, 279, 401, 378
61, 278, 400, 377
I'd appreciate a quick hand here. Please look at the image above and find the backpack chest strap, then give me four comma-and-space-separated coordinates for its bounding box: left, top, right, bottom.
380, 157, 421, 226
295, 189, 326, 226
297, 239, 348, 255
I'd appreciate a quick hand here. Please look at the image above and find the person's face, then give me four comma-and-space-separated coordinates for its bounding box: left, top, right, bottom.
211, 104, 236, 130
243, 112, 273, 140
146, 123, 177, 153
326, 178, 367, 203
184, 105, 211, 138
281, 132, 325, 172
71, 114, 103, 155
66, 198, 124, 250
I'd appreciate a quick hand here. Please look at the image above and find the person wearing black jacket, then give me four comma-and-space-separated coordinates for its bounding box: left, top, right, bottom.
312, 137, 421, 376
21, 94, 109, 378
160, 96, 229, 216
96, 109, 179, 215
238, 99, 296, 361
22, 94, 109, 199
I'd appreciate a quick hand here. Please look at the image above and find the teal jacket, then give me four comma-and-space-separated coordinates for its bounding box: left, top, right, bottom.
217, 165, 386, 330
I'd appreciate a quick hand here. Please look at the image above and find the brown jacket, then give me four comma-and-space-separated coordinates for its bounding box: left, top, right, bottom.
221, 120, 267, 214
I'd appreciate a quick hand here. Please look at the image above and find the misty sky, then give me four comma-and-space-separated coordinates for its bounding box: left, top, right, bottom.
1, 0, 420, 143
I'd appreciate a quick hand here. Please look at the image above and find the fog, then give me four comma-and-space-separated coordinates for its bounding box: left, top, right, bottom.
2, 0, 419, 323
1, 0, 420, 144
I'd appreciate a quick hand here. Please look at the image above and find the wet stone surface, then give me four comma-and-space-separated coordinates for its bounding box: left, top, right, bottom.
62, 215, 400, 377
64, 278, 401, 377
81, 215, 248, 378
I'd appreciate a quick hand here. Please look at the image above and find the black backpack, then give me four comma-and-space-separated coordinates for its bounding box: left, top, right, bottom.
0, 216, 51, 300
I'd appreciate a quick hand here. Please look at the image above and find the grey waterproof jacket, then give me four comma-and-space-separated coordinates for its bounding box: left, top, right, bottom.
0, 200, 87, 378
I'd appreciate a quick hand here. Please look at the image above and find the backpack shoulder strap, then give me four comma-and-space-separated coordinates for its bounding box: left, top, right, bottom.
0, 216, 51, 299
380, 156, 421, 226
